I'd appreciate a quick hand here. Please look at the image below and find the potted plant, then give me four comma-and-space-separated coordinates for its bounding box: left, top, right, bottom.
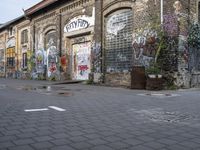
145, 34, 165, 90
146, 64, 162, 78
145, 65, 164, 90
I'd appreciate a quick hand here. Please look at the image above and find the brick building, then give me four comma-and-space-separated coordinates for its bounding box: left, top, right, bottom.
25, 0, 95, 81
0, 0, 200, 88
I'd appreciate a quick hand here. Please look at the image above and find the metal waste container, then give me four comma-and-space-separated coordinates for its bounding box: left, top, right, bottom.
131, 66, 146, 89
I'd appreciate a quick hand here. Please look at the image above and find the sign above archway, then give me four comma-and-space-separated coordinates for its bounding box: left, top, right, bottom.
64, 7, 95, 33
64, 15, 94, 33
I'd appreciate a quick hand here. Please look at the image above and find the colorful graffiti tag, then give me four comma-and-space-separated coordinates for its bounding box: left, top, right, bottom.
46, 31, 59, 80
0, 40, 5, 75
72, 42, 91, 80
132, 28, 158, 67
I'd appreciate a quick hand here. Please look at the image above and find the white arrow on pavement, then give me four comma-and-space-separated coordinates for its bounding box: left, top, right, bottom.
48, 106, 66, 111
24, 106, 66, 112
24, 108, 49, 112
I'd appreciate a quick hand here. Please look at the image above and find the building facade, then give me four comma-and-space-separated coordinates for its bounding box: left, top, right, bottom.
0, 0, 200, 88
16, 20, 31, 79
0, 31, 6, 77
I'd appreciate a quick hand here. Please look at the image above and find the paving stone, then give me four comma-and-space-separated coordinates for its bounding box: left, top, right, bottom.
179, 141, 200, 148
70, 141, 93, 149
35, 130, 52, 136
84, 133, 101, 139
123, 138, 143, 146
51, 138, 72, 146
167, 144, 192, 150
193, 138, 200, 144
8, 145, 35, 150
51, 133, 69, 139
2, 79, 200, 150
144, 141, 166, 149
88, 138, 108, 145
137, 136, 155, 142
117, 133, 134, 139
13, 138, 35, 145
0, 136, 17, 142
50, 145, 75, 150
109, 141, 130, 149
17, 132, 36, 138
68, 136, 88, 142
31, 141, 54, 149
68, 131, 84, 136
157, 138, 178, 145
0, 142, 15, 148
33, 135, 53, 142
90, 145, 114, 150
103, 136, 122, 142
129, 145, 154, 150
2, 130, 21, 136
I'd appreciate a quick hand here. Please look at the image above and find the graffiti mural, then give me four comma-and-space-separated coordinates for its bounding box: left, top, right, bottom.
132, 28, 158, 67
72, 42, 91, 80
35, 49, 45, 74
92, 42, 101, 73
34, 29, 46, 78
106, 14, 127, 36
0, 48, 4, 75
0, 40, 5, 75
105, 9, 133, 72
46, 30, 59, 80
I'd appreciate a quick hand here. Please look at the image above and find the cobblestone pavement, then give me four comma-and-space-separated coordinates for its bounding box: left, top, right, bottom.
0, 79, 200, 150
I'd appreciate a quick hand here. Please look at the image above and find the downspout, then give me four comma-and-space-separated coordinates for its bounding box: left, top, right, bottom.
59, 11, 62, 80
161, 0, 163, 24
100, 0, 104, 82
59, 12, 62, 58
4, 33, 6, 78
33, 22, 35, 54
16, 27, 19, 77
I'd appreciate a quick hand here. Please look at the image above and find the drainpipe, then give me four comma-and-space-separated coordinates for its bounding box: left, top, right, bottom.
16, 27, 19, 76
100, 0, 104, 82
59, 13, 62, 58
4, 33, 6, 78
31, 21, 35, 54
161, 0, 164, 24
59, 11, 62, 81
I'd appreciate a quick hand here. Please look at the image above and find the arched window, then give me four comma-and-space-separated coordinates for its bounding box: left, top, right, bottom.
105, 9, 133, 72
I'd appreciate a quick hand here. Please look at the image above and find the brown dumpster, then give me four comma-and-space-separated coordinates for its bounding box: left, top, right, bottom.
131, 66, 146, 89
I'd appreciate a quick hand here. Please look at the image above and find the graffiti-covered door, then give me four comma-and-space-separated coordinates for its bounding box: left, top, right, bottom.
72, 42, 91, 80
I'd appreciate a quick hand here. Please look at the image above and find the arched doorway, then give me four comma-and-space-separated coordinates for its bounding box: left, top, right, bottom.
105, 9, 133, 73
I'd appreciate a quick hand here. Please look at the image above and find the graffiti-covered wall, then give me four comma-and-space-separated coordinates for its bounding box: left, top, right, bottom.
98, 0, 200, 88
61, 0, 95, 80
17, 20, 31, 80
31, 10, 60, 80
45, 30, 59, 80
0, 34, 5, 77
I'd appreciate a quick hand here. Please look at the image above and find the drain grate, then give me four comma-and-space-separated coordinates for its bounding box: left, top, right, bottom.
57, 92, 72, 96
130, 108, 196, 123
0, 84, 6, 89
16, 85, 72, 96
138, 93, 180, 98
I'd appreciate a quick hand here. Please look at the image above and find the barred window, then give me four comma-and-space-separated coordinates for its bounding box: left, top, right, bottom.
105, 9, 133, 72
22, 53, 27, 68
21, 29, 28, 44
6, 48, 15, 67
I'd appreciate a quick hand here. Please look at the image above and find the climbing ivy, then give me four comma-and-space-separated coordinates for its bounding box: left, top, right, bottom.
188, 23, 200, 49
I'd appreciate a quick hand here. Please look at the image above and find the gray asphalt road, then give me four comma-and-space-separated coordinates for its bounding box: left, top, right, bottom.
0, 78, 200, 150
